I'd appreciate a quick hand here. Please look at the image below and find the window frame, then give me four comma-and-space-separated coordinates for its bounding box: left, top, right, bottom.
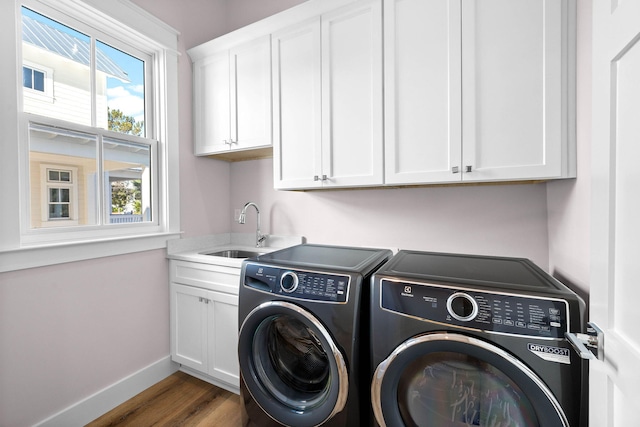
0, 0, 181, 272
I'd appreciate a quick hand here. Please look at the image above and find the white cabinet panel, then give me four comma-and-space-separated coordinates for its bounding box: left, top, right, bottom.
231, 36, 272, 151
208, 293, 239, 386
272, 19, 323, 189
384, 0, 462, 184
193, 51, 230, 155
170, 283, 209, 372
461, 0, 565, 181
322, 0, 384, 187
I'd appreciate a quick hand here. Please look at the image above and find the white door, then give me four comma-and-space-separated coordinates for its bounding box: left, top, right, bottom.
590, 0, 640, 425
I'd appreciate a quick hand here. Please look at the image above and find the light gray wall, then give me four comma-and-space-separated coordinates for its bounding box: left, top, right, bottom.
230, 160, 551, 267
546, 0, 591, 295
0, 1, 236, 425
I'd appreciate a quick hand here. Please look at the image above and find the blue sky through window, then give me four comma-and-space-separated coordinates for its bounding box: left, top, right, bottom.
22, 7, 145, 132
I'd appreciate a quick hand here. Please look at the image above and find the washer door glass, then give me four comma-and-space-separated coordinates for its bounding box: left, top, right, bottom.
239, 301, 348, 427
372, 333, 569, 427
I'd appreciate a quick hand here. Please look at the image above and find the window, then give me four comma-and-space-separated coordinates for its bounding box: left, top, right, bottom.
41, 165, 77, 224
0, 0, 180, 270
23, 66, 45, 91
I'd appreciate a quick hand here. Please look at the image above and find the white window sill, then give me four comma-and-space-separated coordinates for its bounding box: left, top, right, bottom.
0, 232, 181, 272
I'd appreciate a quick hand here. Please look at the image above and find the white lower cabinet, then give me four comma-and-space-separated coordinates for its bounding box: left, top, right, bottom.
169, 261, 240, 393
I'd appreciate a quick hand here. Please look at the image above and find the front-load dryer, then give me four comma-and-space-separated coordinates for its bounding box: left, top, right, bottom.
239, 244, 391, 427
370, 250, 587, 427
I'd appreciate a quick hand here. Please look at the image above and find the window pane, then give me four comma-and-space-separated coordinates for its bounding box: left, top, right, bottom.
23, 67, 33, 89
49, 188, 59, 203
29, 123, 98, 228
97, 41, 145, 137
104, 138, 151, 223
60, 188, 70, 203
60, 171, 71, 182
22, 7, 91, 125
34, 70, 45, 91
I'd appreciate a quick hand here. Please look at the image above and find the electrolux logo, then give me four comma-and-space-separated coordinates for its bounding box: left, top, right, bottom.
401, 285, 414, 298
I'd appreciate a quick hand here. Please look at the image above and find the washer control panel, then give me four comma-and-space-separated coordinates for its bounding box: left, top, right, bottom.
244, 263, 350, 303
380, 279, 569, 338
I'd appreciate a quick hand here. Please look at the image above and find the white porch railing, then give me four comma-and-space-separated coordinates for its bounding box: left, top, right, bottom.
110, 214, 143, 224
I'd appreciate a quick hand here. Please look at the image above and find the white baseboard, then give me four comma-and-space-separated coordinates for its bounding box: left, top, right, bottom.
34, 356, 179, 427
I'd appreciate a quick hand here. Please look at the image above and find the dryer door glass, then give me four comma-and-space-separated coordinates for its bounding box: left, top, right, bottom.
372, 333, 569, 427
398, 351, 537, 426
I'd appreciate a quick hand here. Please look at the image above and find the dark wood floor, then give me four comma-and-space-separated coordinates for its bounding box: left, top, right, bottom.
86, 371, 242, 426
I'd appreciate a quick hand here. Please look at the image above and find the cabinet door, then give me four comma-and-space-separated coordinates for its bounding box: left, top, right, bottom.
231, 36, 272, 150
321, 0, 384, 187
170, 283, 209, 372
207, 291, 240, 388
461, 0, 564, 181
384, 0, 462, 184
193, 51, 231, 155
272, 19, 323, 189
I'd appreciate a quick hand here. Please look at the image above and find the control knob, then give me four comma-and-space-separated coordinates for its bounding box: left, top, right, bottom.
280, 271, 299, 293
447, 292, 479, 322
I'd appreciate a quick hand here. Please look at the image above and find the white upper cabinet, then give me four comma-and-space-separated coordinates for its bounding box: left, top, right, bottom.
273, 0, 384, 190
272, 19, 323, 189
384, 0, 462, 184
385, 0, 575, 184
190, 35, 272, 158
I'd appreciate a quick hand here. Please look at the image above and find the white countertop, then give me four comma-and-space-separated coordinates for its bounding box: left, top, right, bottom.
166, 233, 304, 268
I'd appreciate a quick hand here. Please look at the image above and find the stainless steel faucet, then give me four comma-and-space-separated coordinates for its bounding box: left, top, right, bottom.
239, 202, 267, 248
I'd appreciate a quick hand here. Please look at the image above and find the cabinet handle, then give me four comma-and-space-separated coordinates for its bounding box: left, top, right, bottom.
465, 165, 473, 173
223, 140, 230, 145
314, 175, 319, 181
322, 175, 328, 181
452, 166, 459, 174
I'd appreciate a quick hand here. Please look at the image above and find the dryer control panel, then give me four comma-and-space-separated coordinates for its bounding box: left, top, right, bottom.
380, 279, 569, 338
244, 263, 350, 303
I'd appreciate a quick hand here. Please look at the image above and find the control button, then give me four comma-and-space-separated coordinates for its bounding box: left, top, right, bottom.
447, 293, 479, 322
280, 271, 299, 293
504, 320, 515, 327
516, 321, 527, 328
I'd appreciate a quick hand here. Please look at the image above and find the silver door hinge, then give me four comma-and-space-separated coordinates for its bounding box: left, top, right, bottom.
565, 322, 604, 361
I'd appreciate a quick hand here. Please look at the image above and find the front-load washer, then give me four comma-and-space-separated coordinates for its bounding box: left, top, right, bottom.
370, 250, 587, 427
239, 243, 392, 427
